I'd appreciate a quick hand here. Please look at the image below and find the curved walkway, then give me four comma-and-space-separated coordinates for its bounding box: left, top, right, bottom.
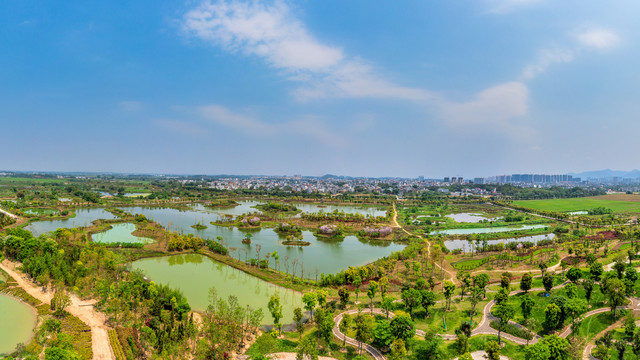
0, 259, 115, 360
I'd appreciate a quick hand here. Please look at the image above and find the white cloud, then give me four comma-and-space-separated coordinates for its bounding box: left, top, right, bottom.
197, 104, 344, 145
576, 28, 620, 50
521, 48, 575, 80
119, 100, 143, 112
154, 119, 208, 136
440, 82, 528, 127
182, 0, 430, 101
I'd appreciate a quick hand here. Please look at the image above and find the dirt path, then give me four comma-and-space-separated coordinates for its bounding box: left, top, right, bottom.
0, 206, 18, 219
0, 259, 115, 360
392, 203, 455, 282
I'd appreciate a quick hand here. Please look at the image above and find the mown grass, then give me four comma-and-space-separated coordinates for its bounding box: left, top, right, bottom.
514, 195, 640, 215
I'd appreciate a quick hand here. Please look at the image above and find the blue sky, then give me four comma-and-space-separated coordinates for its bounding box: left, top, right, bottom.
1, 0, 638, 178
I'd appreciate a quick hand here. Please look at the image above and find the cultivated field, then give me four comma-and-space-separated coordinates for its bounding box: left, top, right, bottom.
514, 194, 640, 214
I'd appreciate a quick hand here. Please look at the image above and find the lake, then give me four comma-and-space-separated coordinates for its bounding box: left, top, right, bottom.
24, 208, 117, 236
131, 254, 304, 324
430, 224, 550, 235
121, 206, 404, 277
0, 295, 36, 354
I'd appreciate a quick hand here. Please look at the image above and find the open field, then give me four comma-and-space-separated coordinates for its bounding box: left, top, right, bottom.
514, 194, 640, 214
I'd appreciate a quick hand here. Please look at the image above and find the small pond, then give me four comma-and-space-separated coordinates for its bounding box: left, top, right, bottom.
24, 208, 117, 236
0, 294, 36, 354
91, 223, 153, 244
444, 233, 556, 250
445, 213, 490, 223
568, 211, 588, 215
430, 224, 550, 235
131, 254, 303, 324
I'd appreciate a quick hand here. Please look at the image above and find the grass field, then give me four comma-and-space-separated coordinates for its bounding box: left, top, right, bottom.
513, 194, 640, 215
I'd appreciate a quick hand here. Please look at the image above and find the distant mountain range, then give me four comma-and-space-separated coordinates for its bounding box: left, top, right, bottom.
570, 169, 640, 179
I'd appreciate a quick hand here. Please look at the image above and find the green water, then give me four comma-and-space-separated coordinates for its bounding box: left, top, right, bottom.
132, 254, 304, 324
0, 295, 35, 354
430, 224, 549, 235
92, 223, 153, 244
120, 206, 404, 277
23, 208, 58, 216
24, 208, 117, 236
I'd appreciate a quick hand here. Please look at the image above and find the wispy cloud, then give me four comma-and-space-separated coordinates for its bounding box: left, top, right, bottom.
197, 104, 345, 146
119, 100, 144, 112
575, 28, 620, 50
182, 0, 431, 101
521, 48, 575, 81
154, 118, 209, 137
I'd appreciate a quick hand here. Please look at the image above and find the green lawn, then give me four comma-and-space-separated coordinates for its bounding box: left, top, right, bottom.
513, 196, 640, 215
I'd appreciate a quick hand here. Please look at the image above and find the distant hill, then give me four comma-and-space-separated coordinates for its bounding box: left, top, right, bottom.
570, 169, 640, 179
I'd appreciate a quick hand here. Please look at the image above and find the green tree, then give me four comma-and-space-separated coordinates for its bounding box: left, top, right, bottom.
296, 335, 319, 360
501, 272, 512, 289
354, 312, 373, 355
485, 340, 501, 360
302, 292, 317, 319
51, 288, 71, 317
420, 289, 436, 317
520, 272, 533, 293
381, 296, 394, 319
590, 261, 604, 280
544, 303, 562, 332
443, 280, 456, 311
316, 289, 328, 308
401, 288, 421, 319
339, 314, 352, 347
379, 276, 389, 297
372, 320, 393, 348
367, 281, 379, 310
565, 298, 587, 337
583, 278, 595, 305
566, 267, 582, 283
494, 303, 515, 344
353, 276, 362, 304
390, 314, 416, 342
605, 278, 627, 317
521, 294, 535, 320
268, 294, 283, 335
542, 273, 554, 294
389, 339, 407, 360
625, 313, 636, 340
542, 334, 570, 360
294, 307, 304, 339
459, 353, 473, 360
565, 283, 578, 299
525, 341, 551, 360
338, 287, 350, 308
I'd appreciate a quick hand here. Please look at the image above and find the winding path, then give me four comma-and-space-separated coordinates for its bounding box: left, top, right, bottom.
0, 259, 115, 360
0, 206, 18, 219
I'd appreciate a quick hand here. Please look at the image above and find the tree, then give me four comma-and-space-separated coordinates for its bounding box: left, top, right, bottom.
314, 308, 334, 348
459, 353, 473, 360
494, 303, 515, 344
294, 307, 304, 339
456, 333, 468, 355
473, 273, 490, 297
372, 320, 393, 348
389, 339, 407, 360
401, 288, 421, 319
354, 312, 373, 354
605, 278, 627, 317
625, 313, 636, 340
390, 314, 416, 342
338, 287, 350, 308
593, 344, 609, 360
367, 281, 379, 311
542, 335, 570, 360
521, 294, 535, 320
614, 258, 626, 279
379, 276, 389, 297
565, 298, 587, 337
615, 340, 626, 360
381, 296, 394, 319
302, 292, 317, 319
420, 289, 436, 317
633, 329, 640, 357
543, 273, 554, 294
626, 266, 638, 283
495, 288, 509, 305
565, 283, 578, 299
485, 340, 501, 360
316, 289, 328, 308
520, 272, 533, 293
544, 303, 562, 332
590, 261, 604, 281
296, 335, 319, 360
470, 286, 483, 319
501, 272, 512, 289
339, 314, 352, 347
413, 330, 445, 360
268, 295, 283, 335
353, 276, 362, 303
51, 288, 71, 317
539, 262, 548, 276
457, 270, 471, 299
443, 280, 456, 311
583, 278, 595, 306
525, 342, 551, 360
566, 268, 582, 283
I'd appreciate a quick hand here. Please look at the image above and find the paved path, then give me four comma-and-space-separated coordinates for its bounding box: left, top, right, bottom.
0, 206, 18, 219
0, 259, 115, 360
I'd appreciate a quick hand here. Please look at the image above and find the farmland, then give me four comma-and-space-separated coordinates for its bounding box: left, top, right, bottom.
513, 194, 640, 215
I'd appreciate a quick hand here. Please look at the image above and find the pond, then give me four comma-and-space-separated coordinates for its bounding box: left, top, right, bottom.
289, 202, 388, 218
24, 208, 117, 236
444, 233, 556, 251
0, 294, 36, 355
430, 224, 550, 235
568, 211, 588, 215
131, 254, 303, 324
23, 208, 58, 216
445, 213, 490, 223
120, 206, 405, 277
189, 200, 265, 218
91, 223, 153, 244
